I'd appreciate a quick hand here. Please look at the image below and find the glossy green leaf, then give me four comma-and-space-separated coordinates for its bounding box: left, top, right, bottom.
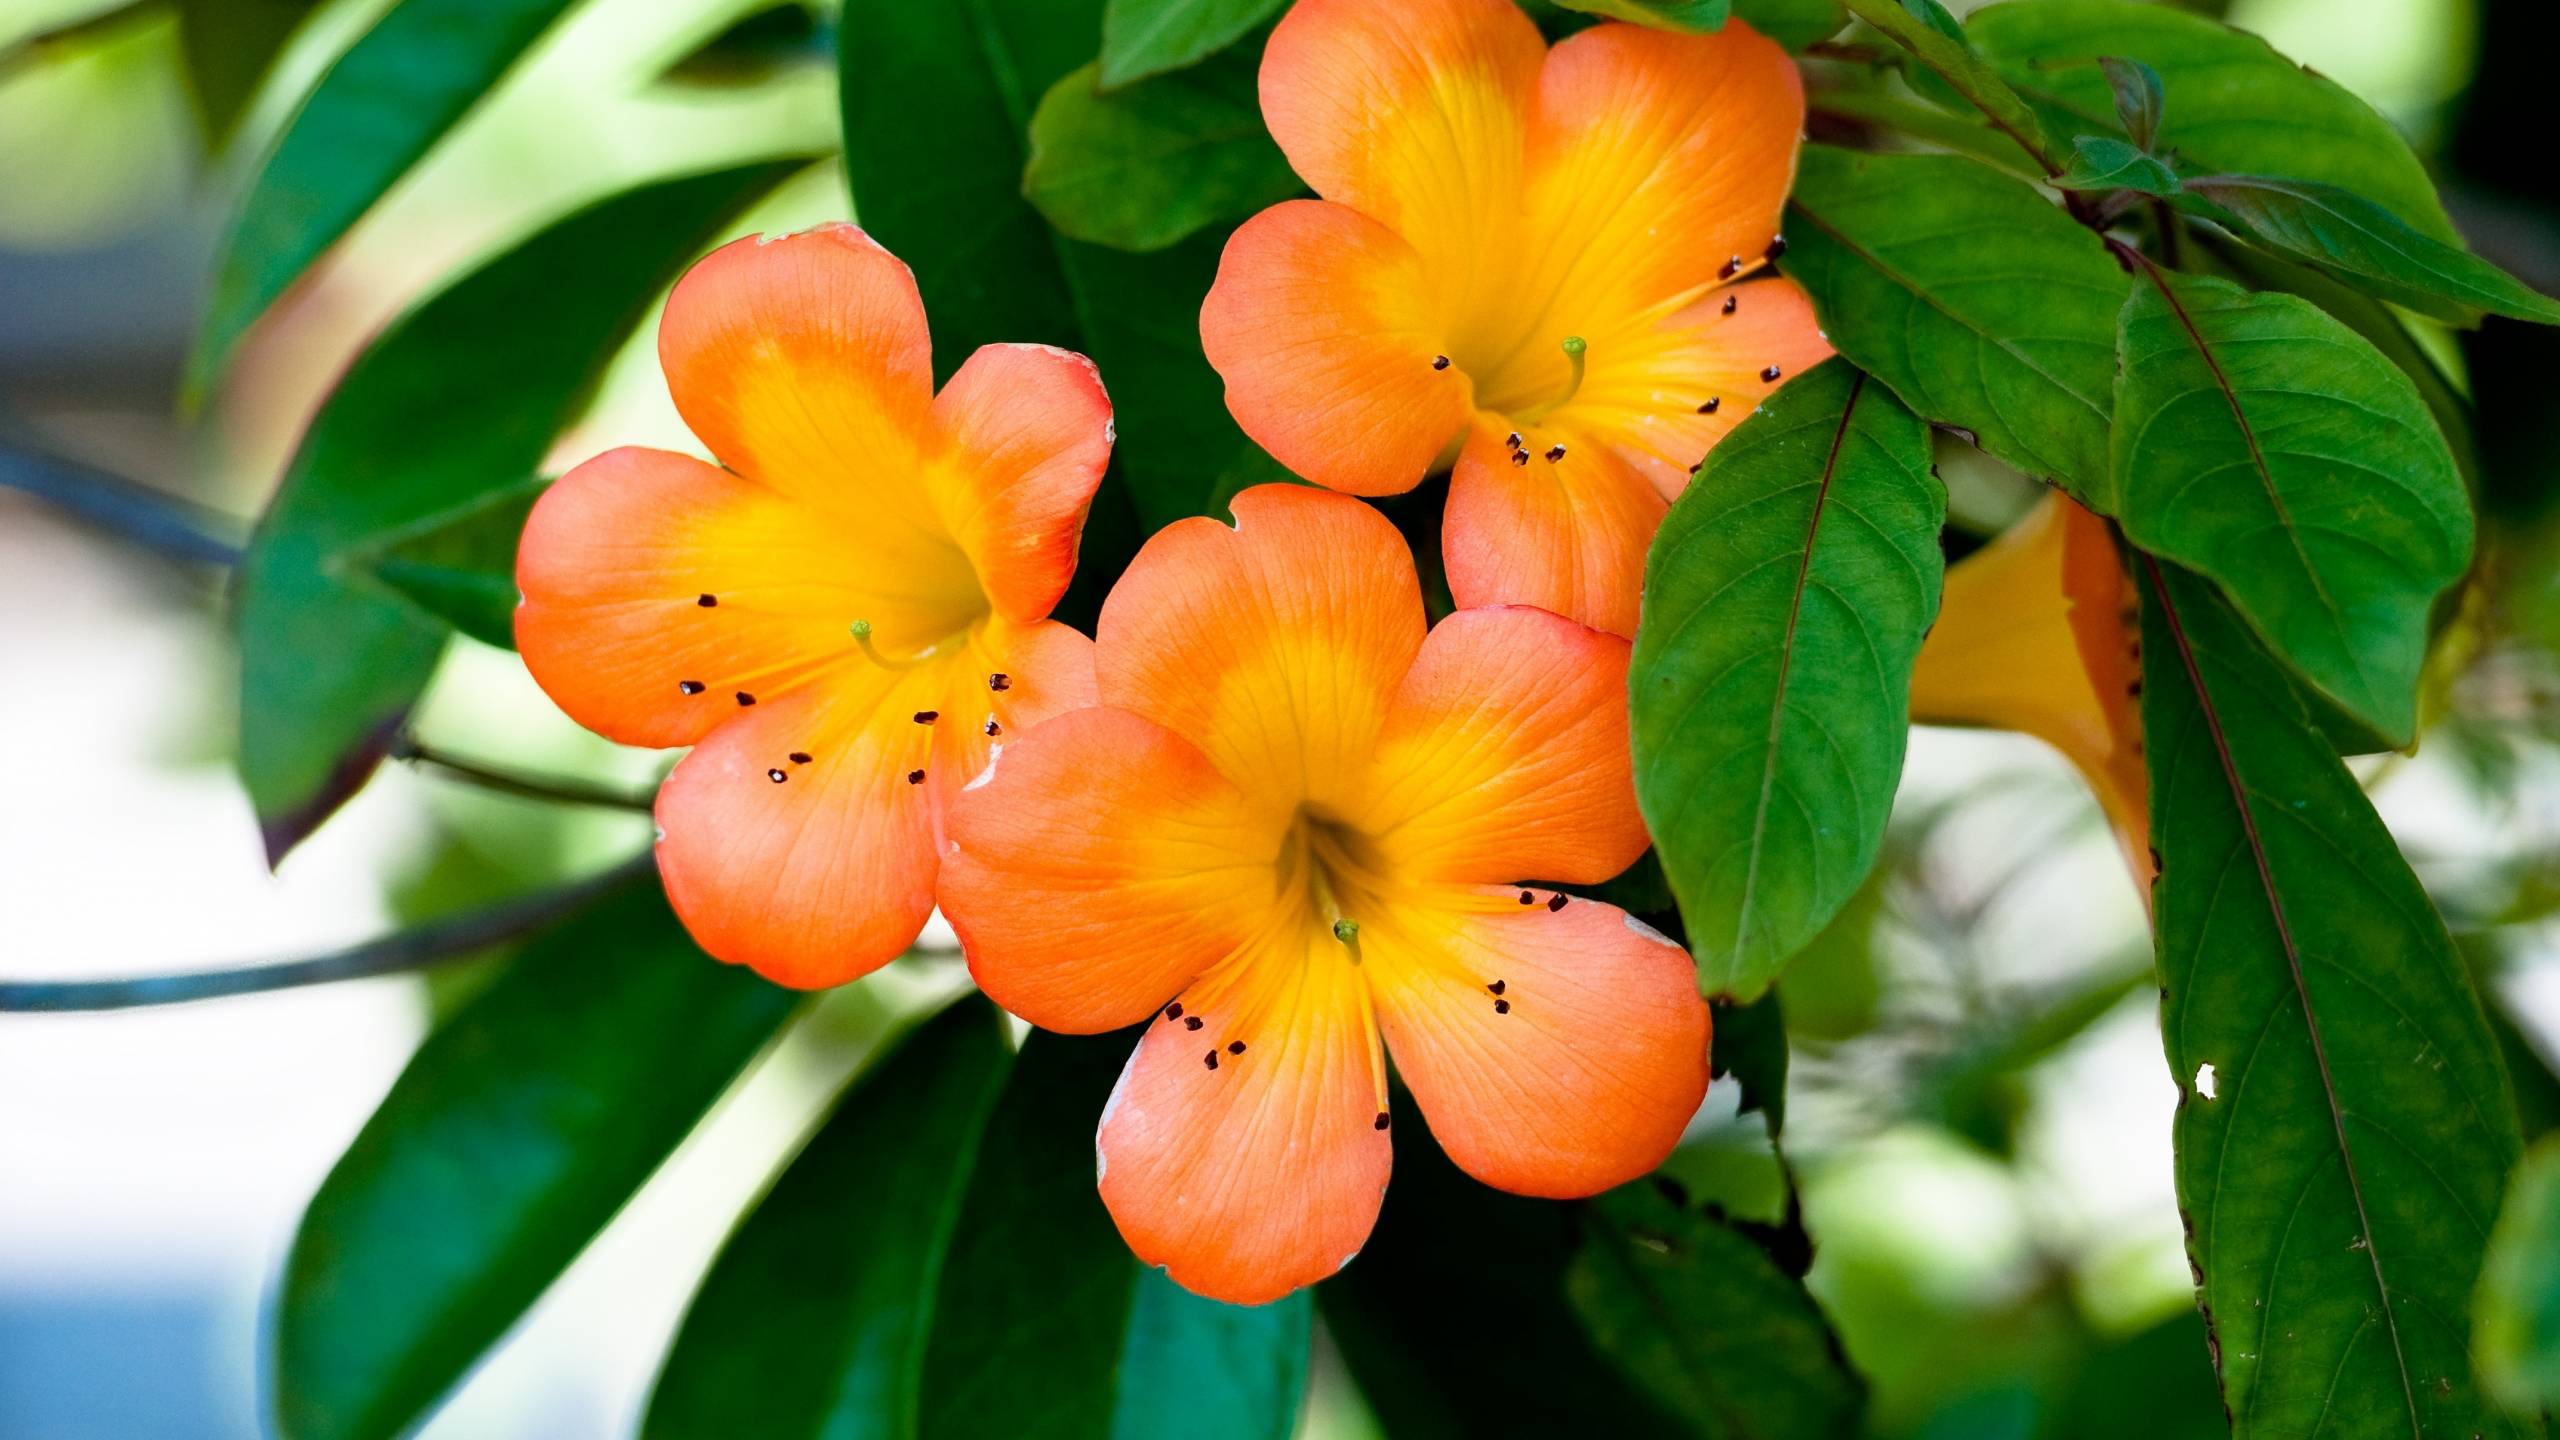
1782, 145, 2129, 507
233, 162, 799, 861
2112, 268, 2470, 746
2183, 174, 2560, 327
2054, 135, 2179, 196
1567, 1184, 1865, 1438
643, 1000, 1014, 1440
1732, 0, 1844, 50
1098, 0, 1283, 88
190, 0, 585, 393
917, 1030, 1310, 1439
2139, 560, 2524, 1439
840, 0, 1249, 527
350, 479, 543, 651
1553, 0, 1730, 32
1632, 360, 1944, 1001
1024, 52, 1299, 252
2099, 55, 2162, 152
172, 0, 315, 147
1965, 0, 2458, 243
2477, 1136, 2560, 1413
276, 878, 800, 1440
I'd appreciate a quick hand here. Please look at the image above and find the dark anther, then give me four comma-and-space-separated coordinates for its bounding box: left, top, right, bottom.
1373, 1112, 1391, 1131
697, 593, 718, 608
1722, 294, 1738, 316
1697, 397, 1721, 415
1518, 890, 1536, 905
1494, 999, 1512, 1015
678, 680, 706, 696
789, 751, 812, 765
906, 769, 926, 785
914, 710, 939, 724
1505, 432, 1523, 450
1228, 1041, 1246, 1055
1166, 1002, 1184, 1021
1546, 894, 1567, 913
1488, 980, 1506, 995
736, 691, 758, 706
1760, 364, 1782, 382
1764, 234, 1788, 260
766, 768, 787, 783
1204, 1050, 1220, 1071
1432, 354, 1451, 370
2127, 680, 2143, 698
1544, 444, 1566, 463
1184, 1015, 1204, 1031
988, 673, 1011, 692
1718, 255, 1742, 279
984, 719, 1001, 737
1509, 449, 1529, 468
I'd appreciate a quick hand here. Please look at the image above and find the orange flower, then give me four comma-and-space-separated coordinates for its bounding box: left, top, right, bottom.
939, 485, 1711, 1304
1911, 493, 2151, 885
515, 224, 1111, 988
1200, 0, 1833, 637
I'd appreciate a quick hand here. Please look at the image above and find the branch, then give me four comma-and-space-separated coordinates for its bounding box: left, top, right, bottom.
1837, 0, 2064, 178
388, 733, 658, 813
0, 854, 654, 1013
0, 431, 245, 568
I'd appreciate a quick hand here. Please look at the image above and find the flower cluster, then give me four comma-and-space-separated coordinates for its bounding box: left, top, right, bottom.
514, 0, 2131, 1304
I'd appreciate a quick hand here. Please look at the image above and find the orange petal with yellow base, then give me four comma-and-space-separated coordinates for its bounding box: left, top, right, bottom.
1353, 605, 1649, 887
1442, 421, 1667, 639
1098, 485, 1424, 811
945, 705, 1287, 1034
1368, 889, 1710, 1197
1910, 494, 2151, 882
926, 341, 1113, 622
1097, 929, 1393, 1306
1571, 278, 1836, 503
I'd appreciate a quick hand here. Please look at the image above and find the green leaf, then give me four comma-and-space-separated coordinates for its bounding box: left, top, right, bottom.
1632, 360, 1945, 1000
1731, 0, 1844, 51
348, 479, 543, 651
2139, 559, 2526, 1440
2054, 135, 2180, 196
659, 2, 832, 89
2111, 268, 2471, 746
1024, 52, 1300, 253
840, 0, 1250, 527
2099, 55, 2162, 152
1782, 145, 2129, 507
232, 162, 799, 862
916, 1030, 1310, 1439
643, 1000, 1014, 1440
2182, 174, 2560, 328
2478, 1136, 2560, 1413
1965, 0, 2458, 243
189, 0, 585, 394
1098, 0, 1283, 88
1552, 0, 1731, 33
1710, 991, 1789, 1136
1567, 1184, 1865, 1438
172, 0, 316, 147
276, 878, 800, 1440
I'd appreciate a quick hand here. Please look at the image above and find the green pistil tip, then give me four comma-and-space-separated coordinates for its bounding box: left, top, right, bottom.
1558, 336, 1587, 406
1333, 918, 1360, 943
850, 619, 873, 639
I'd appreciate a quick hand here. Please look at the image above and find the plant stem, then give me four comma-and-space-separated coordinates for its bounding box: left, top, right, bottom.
0, 854, 655, 1013
0, 432, 245, 568
387, 733, 657, 813
1837, 0, 2064, 177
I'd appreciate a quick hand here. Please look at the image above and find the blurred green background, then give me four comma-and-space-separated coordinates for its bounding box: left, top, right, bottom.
2, 0, 2556, 1435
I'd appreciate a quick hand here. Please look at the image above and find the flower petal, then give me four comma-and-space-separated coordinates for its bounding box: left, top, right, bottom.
945, 705, 1288, 1034
1442, 422, 1667, 638
1351, 605, 1648, 887
1201, 200, 1473, 497
1567, 277, 1834, 502
1259, 0, 1543, 255
658, 225, 941, 528
1911, 493, 2151, 880
516, 446, 891, 748
926, 342, 1113, 623
1099, 485, 1425, 812
923, 615, 1099, 815
1097, 929, 1392, 1304
1369, 889, 1709, 1198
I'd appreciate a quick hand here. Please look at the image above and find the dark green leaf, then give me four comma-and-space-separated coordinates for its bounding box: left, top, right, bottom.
2054, 135, 2180, 196
233, 163, 799, 861
840, 0, 1248, 527
643, 1000, 1014, 1440
1710, 991, 1789, 1136
1632, 360, 1945, 1000
660, 2, 831, 89
2049, 1312, 2227, 1440
2182, 174, 2560, 327
2099, 55, 2162, 152
172, 0, 316, 147
2139, 559, 2525, 1439
2477, 1137, 2560, 1413
1732, 0, 1844, 51
2112, 267, 2470, 745
1899, 0, 1965, 44
1098, 0, 1283, 88
1552, 0, 1731, 33
349, 479, 543, 651
276, 878, 800, 1440
1782, 145, 2129, 507
1965, 0, 2458, 243
917, 1030, 1310, 1439
189, 0, 585, 393
1568, 1184, 1865, 1439
1024, 52, 1299, 252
